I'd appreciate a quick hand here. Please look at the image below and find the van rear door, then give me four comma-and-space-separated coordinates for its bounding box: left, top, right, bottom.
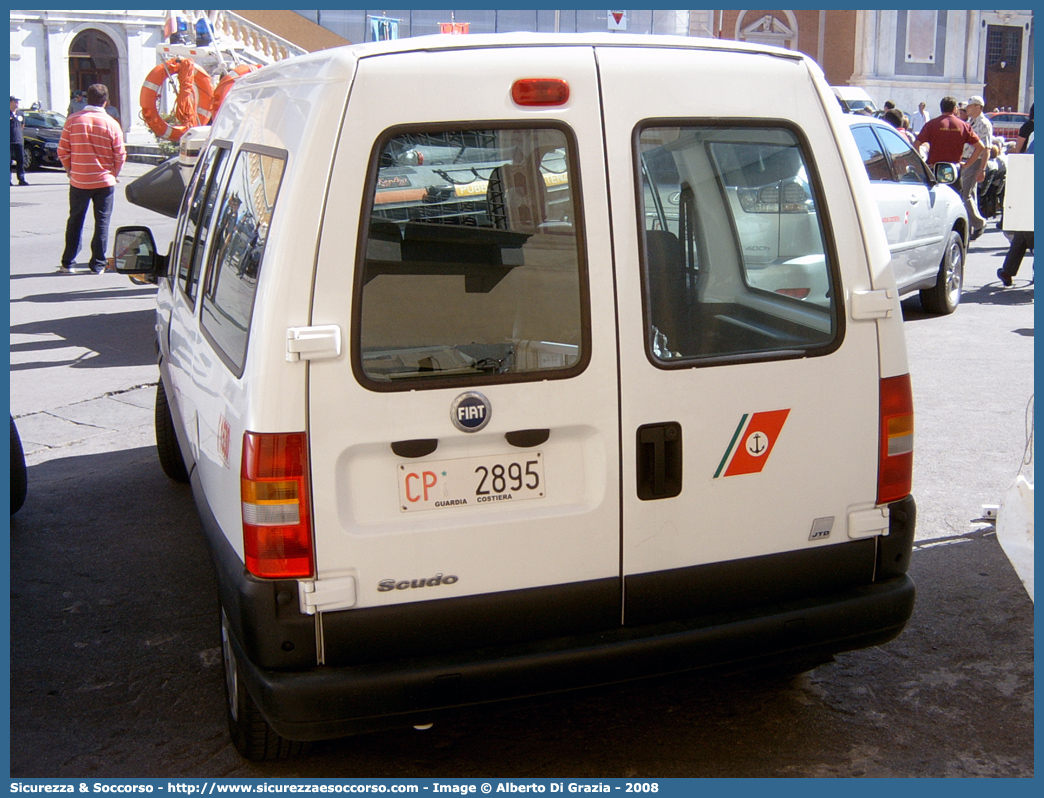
595, 45, 887, 625
306, 45, 621, 663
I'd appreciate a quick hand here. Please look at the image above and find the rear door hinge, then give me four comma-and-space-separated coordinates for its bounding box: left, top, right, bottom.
286, 325, 341, 362
848, 505, 889, 539
851, 289, 897, 320
299, 575, 358, 615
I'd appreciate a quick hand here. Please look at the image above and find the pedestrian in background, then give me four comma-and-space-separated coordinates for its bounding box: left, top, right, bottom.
997, 230, 1033, 287
962, 95, 993, 240
997, 104, 1034, 287
915, 96, 985, 164
10, 95, 28, 187
910, 101, 931, 134
915, 96, 986, 223
882, 108, 915, 145
978, 141, 1006, 220
1014, 103, 1034, 154
67, 90, 87, 115
56, 83, 126, 274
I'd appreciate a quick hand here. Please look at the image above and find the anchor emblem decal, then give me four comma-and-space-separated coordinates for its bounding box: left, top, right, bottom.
715, 409, 791, 478
746, 431, 768, 456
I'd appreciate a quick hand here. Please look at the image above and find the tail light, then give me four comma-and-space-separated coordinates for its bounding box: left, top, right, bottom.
878, 374, 914, 504
241, 431, 314, 578
738, 180, 814, 213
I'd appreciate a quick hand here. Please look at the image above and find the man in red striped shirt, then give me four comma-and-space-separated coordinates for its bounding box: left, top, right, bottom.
57, 83, 126, 274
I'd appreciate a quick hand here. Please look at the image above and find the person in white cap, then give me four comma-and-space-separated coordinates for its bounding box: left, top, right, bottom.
962, 95, 993, 240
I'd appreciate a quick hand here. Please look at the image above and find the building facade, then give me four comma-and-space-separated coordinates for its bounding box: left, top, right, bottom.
292, 9, 693, 41
293, 8, 1035, 115
11, 10, 168, 143
709, 9, 1034, 114
9, 9, 1034, 149
9, 10, 325, 146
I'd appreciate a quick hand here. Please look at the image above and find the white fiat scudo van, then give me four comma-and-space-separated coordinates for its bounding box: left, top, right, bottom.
116, 33, 917, 760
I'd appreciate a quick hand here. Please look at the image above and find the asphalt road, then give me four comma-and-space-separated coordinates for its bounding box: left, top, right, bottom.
7, 163, 1034, 778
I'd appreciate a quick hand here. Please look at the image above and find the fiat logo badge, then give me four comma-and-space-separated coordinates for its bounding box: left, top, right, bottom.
451, 392, 491, 433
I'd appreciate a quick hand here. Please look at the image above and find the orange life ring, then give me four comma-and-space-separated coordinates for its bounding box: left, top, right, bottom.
210, 64, 260, 117
140, 57, 214, 142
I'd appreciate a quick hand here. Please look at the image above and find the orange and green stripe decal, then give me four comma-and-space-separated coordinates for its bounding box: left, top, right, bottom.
714, 409, 791, 478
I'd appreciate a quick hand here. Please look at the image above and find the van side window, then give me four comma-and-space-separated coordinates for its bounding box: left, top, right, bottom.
637, 124, 839, 365
354, 127, 588, 389
199, 147, 287, 376
176, 144, 230, 304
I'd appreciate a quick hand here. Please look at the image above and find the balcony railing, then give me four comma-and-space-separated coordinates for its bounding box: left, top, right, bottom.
160, 10, 307, 66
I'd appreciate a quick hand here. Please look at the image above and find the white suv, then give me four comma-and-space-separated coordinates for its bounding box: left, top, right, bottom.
845, 115, 968, 314
115, 33, 918, 760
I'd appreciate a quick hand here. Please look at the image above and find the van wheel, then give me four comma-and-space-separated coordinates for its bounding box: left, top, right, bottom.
10, 416, 27, 515
221, 610, 308, 761
155, 381, 189, 483
920, 230, 964, 315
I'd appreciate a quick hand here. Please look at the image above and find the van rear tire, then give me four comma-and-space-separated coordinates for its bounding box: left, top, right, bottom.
155, 381, 189, 483
221, 610, 308, 761
920, 230, 964, 315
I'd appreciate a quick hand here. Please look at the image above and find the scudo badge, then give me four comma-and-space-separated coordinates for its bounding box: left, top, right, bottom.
451, 391, 491, 433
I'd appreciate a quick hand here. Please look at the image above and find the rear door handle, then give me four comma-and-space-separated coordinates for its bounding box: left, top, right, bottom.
636, 422, 683, 500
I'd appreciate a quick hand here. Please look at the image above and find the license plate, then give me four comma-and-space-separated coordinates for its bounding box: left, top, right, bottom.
398, 452, 544, 512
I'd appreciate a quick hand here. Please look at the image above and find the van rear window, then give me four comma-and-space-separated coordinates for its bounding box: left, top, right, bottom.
354, 126, 588, 390
638, 124, 840, 365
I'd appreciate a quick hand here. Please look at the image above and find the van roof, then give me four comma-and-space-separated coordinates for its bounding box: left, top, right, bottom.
353, 31, 805, 58
239, 31, 810, 87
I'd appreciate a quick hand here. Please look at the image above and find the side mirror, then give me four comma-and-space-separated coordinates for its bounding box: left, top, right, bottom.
934, 162, 959, 185
113, 226, 163, 276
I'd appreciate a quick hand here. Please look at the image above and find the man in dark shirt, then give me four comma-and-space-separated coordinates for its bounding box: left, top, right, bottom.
915, 95, 986, 168
916, 95, 986, 239
10, 95, 28, 186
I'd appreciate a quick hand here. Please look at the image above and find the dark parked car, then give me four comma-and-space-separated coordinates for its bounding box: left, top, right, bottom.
22, 110, 65, 170
11, 416, 27, 515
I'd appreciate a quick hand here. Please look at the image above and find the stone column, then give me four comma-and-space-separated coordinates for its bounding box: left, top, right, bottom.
45, 22, 69, 117
852, 10, 879, 82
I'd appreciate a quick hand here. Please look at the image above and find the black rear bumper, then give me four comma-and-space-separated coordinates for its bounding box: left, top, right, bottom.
196, 469, 916, 742
232, 573, 914, 741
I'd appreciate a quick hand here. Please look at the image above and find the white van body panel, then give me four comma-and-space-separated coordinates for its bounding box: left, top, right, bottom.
594, 46, 882, 580
121, 34, 918, 755
169, 56, 358, 564
817, 83, 909, 379
308, 44, 620, 604
303, 39, 905, 614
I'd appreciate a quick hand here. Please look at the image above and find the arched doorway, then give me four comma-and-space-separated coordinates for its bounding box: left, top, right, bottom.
68, 29, 121, 122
